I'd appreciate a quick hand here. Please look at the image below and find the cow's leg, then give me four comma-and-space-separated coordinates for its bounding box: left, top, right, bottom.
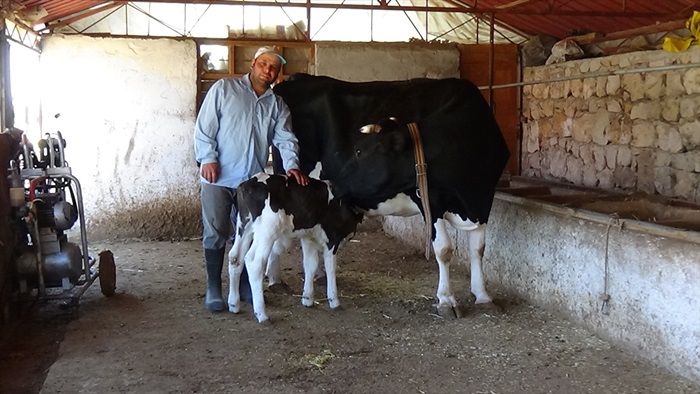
300, 238, 320, 307
468, 224, 492, 304
432, 219, 458, 316
322, 248, 340, 309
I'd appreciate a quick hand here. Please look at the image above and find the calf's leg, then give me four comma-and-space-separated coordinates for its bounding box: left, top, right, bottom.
247, 238, 274, 323
227, 238, 244, 314
265, 238, 292, 294
228, 226, 253, 313
300, 238, 320, 307
322, 248, 340, 309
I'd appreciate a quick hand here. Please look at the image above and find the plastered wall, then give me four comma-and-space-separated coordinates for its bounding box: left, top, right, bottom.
39, 36, 200, 240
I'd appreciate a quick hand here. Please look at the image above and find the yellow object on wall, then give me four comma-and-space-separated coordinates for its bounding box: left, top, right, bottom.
663, 11, 700, 52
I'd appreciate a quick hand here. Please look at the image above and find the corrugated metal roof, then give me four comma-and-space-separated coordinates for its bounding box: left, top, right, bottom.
10, 0, 109, 26
4, 0, 700, 39
474, 0, 696, 38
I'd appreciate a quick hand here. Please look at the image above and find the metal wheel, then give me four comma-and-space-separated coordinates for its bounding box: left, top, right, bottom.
98, 250, 117, 297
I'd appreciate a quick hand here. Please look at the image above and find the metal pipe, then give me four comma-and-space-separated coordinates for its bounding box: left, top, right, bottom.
121, 0, 674, 17
56, 131, 66, 167
71, 262, 100, 300
478, 62, 700, 91
21, 134, 34, 169
45, 133, 55, 168
29, 204, 47, 296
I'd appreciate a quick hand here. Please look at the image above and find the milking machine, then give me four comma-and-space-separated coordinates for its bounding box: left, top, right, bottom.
6, 126, 115, 304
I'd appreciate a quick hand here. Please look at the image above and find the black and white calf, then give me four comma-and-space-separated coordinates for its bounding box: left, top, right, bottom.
228, 173, 363, 323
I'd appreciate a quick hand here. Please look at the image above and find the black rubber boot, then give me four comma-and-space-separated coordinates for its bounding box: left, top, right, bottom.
204, 248, 225, 311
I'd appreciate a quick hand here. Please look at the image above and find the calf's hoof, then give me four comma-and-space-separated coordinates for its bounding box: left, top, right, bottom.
328, 298, 341, 310
301, 297, 314, 308
255, 315, 271, 325
228, 303, 241, 314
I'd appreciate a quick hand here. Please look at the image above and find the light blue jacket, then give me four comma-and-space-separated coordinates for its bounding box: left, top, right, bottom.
194, 74, 300, 188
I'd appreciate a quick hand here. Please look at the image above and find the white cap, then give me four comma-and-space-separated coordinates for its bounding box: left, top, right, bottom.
254, 46, 286, 65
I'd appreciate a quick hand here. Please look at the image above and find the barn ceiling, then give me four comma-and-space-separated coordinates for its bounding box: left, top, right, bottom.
3, 0, 700, 42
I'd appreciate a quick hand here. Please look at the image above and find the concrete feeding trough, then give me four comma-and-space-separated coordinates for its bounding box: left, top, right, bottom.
485, 176, 700, 384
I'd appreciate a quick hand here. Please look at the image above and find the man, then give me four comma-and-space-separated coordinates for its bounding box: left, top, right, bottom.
194, 46, 309, 312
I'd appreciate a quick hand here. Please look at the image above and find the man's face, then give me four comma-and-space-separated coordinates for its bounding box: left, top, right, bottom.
251, 53, 282, 87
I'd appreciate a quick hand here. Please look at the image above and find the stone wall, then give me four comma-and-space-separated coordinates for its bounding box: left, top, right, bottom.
521, 46, 700, 203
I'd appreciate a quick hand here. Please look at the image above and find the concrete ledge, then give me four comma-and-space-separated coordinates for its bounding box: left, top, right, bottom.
383, 193, 700, 384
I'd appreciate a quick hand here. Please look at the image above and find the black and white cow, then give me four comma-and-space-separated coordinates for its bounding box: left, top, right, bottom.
228, 173, 362, 323
273, 74, 509, 316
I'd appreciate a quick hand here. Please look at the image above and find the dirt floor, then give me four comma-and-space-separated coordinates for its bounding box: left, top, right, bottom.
1, 218, 699, 394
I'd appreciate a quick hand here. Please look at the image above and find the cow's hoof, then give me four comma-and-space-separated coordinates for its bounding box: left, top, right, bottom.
257, 317, 272, 325
436, 304, 459, 319
268, 282, 293, 295
330, 303, 343, 311
228, 303, 241, 314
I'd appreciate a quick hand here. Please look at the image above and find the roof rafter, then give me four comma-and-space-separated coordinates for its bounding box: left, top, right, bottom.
38, 1, 126, 31
120, 0, 677, 18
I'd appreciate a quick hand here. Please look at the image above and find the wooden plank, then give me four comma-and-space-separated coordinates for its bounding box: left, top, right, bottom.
459, 43, 520, 176
572, 19, 687, 45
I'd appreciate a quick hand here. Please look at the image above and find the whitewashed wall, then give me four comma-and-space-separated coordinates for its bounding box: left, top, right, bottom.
39, 36, 199, 239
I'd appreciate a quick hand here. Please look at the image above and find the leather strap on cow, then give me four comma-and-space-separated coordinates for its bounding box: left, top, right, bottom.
407, 122, 432, 260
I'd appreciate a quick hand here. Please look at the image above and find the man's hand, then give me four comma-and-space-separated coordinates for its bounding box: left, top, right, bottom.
201, 162, 220, 183
287, 169, 309, 186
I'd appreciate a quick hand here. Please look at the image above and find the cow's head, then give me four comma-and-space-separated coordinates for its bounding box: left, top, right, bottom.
356, 117, 407, 153
334, 118, 415, 205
